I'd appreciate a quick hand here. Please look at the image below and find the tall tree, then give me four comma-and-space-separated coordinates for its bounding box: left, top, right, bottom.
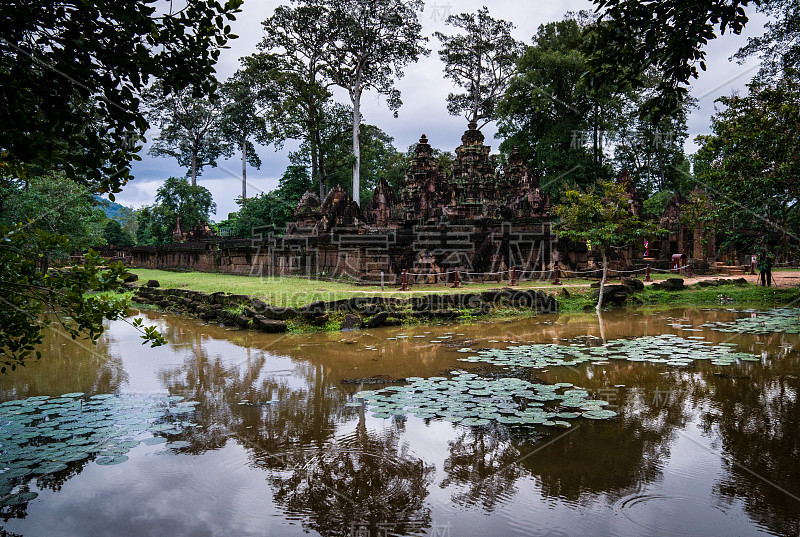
434, 6, 524, 128
318, 0, 429, 206
496, 16, 616, 200
288, 101, 354, 199
219, 69, 269, 201
584, 0, 758, 118
553, 181, 664, 313
693, 75, 800, 256
248, 2, 334, 198
143, 81, 232, 186
734, 0, 800, 81
0, 0, 242, 194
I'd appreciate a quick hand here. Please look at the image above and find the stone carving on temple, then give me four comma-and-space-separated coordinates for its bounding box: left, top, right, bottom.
399, 134, 447, 222
503, 146, 550, 219
616, 168, 644, 217
317, 184, 364, 232
363, 177, 399, 228
293, 190, 323, 228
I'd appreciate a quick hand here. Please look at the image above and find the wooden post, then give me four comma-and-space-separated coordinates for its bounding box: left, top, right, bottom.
552, 264, 562, 286
687, 262, 693, 278
645, 263, 652, 282
398, 269, 409, 291
451, 270, 462, 288
509, 266, 517, 286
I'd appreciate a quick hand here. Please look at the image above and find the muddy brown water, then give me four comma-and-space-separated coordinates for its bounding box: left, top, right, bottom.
1, 307, 799, 537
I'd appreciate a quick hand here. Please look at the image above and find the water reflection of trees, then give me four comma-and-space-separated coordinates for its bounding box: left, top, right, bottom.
701, 350, 800, 537
0, 324, 126, 398
159, 332, 434, 536
439, 425, 522, 510
438, 366, 695, 510
268, 411, 434, 537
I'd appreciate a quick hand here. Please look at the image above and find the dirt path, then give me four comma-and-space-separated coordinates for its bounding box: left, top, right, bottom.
677, 270, 800, 289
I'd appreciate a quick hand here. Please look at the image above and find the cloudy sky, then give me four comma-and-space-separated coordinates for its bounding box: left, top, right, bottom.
117, 0, 769, 220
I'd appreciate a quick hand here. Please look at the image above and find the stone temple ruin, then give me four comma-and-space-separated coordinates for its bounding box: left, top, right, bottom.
270, 121, 553, 283
130, 123, 720, 282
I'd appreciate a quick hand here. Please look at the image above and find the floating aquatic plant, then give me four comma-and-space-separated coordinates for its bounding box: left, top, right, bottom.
0, 392, 197, 507
703, 308, 800, 335
456, 334, 759, 369
354, 373, 616, 427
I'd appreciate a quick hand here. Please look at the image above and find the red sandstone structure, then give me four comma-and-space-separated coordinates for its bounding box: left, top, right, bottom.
129, 124, 726, 281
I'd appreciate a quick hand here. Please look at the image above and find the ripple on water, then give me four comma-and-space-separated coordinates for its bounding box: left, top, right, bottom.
614, 494, 736, 536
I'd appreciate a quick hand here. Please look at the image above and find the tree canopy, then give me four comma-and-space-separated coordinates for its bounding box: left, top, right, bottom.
693, 74, 800, 256
435, 6, 524, 128
553, 181, 664, 312
316, 0, 429, 205
143, 81, 232, 187
0, 0, 242, 195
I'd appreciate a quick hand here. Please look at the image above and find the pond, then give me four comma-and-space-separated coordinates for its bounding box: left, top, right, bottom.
1, 306, 799, 537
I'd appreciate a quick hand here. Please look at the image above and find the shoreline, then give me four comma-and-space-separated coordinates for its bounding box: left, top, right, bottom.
118, 269, 800, 334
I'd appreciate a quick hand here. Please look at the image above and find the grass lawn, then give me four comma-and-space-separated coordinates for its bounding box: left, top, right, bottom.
129, 268, 601, 308
557, 281, 799, 312
129, 268, 797, 310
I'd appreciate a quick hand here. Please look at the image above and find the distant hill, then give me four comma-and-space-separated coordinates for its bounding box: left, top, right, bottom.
94, 196, 135, 221
94, 196, 137, 236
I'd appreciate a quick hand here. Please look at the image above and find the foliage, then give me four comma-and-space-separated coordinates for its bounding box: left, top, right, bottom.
315, 0, 430, 205
496, 16, 614, 201
610, 79, 693, 196
0, 234, 166, 371
287, 102, 401, 204
434, 6, 524, 127
0, 174, 107, 263
224, 166, 313, 238
553, 181, 665, 311
584, 0, 757, 119
288, 101, 354, 197
143, 81, 232, 186
734, 0, 800, 81
0, 0, 242, 195
219, 69, 269, 200
642, 190, 674, 217
95, 197, 138, 239
103, 220, 134, 247
680, 189, 718, 257
135, 177, 216, 245
693, 75, 800, 256
248, 2, 334, 198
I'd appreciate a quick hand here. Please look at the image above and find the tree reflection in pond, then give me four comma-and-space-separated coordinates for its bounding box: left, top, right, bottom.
158, 331, 434, 536
268, 412, 434, 537
702, 353, 800, 537
440, 424, 524, 510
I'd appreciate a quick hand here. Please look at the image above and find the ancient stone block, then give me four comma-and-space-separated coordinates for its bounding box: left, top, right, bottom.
252, 316, 288, 333
341, 314, 363, 330
365, 312, 389, 328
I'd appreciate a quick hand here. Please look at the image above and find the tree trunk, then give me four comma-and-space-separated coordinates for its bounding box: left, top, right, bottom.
597, 310, 607, 343
597, 248, 608, 314
241, 136, 247, 201
191, 151, 197, 187
351, 83, 362, 206
312, 128, 322, 199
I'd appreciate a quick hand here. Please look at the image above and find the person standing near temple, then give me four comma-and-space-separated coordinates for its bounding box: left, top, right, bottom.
757, 250, 774, 287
